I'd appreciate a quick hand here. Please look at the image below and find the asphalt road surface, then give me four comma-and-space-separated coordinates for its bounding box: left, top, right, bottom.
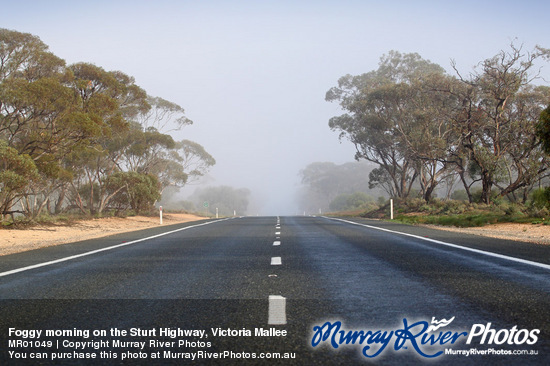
0, 216, 548, 365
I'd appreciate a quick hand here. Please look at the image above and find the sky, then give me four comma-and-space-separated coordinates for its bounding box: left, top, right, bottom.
2, 0, 550, 215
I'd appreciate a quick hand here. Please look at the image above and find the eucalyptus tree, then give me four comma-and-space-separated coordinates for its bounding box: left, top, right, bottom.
136, 96, 193, 132
299, 162, 342, 204
451, 44, 550, 203
326, 51, 448, 200
118, 122, 187, 195
105, 171, 161, 214
298, 161, 375, 211
132, 97, 213, 189
66, 63, 149, 215
402, 72, 466, 202
175, 139, 215, 184
0, 28, 213, 218
537, 104, 550, 154
0, 29, 92, 216
0, 141, 38, 219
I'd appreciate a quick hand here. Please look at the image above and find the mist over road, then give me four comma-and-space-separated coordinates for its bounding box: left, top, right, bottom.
0, 217, 548, 365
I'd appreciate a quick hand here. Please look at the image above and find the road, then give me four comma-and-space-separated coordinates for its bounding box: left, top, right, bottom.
0, 216, 549, 365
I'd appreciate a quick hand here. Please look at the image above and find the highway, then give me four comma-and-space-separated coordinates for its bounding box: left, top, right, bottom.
0, 216, 549, 365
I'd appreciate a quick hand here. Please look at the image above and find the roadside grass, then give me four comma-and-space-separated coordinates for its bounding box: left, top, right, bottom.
358, 198, 549, 228
1, 212, 85, 228
393, 212, 535, 227
1, 208, 206, 229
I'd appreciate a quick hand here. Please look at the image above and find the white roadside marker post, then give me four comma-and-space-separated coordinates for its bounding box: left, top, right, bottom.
160, 206, 163, 225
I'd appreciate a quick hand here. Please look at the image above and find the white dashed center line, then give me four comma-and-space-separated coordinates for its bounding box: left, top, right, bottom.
268, 218, 286, 326
268, 295, 287, 325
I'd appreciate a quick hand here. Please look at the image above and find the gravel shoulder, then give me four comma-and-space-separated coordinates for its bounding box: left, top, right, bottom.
0, 213, 205, 256
423, 222, 550, 246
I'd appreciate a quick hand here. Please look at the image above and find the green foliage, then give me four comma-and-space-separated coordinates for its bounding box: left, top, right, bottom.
298, 161, 377, 213
329, 192, 375, 212
0, 141, 39, 213
0, 142, 38, 189
368, 167, 394, 195
450, 189, 469, 202
176, 139, 216, 183
531, 187, 550, 209
379, 196, 538, 227
327, 51, 450, 200
536, 104, 550, 154
106, 172, 161, 214
328, 45, 550, 204
77, 182, 100, 204
0, 28, 215, 219
394, 210, 532, 227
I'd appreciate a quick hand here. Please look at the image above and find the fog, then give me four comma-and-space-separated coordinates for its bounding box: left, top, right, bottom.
3, 0, 549, 215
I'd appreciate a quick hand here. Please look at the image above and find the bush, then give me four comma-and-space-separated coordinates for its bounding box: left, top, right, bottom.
441, 200, 469, 215
495, 201, 525, 216
531, 187, 550, 209
450, 189, 469, 201
528, 207, 550, 218
106, 172, 161, 214
329, 192, 374, 212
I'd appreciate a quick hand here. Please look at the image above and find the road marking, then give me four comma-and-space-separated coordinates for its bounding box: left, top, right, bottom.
325, 217, 550, 271
0, 219, 230, 278
268, 295, 287, 325
270, 219, 286, 326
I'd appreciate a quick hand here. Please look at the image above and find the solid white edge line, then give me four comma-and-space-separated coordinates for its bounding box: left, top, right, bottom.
323, 217, 550, 271
0, 218, 231, 278
268, 295, 287, 325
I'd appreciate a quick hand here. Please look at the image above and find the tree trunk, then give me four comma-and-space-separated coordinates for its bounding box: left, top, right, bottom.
480, 171, 492, 204
55, 186, 66, 214
423, 183, 437, 202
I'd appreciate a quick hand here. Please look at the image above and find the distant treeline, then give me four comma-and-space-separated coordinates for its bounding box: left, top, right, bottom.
297, 161, 381, 214
327, 45, 550, 204
0, 29, 215, 221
